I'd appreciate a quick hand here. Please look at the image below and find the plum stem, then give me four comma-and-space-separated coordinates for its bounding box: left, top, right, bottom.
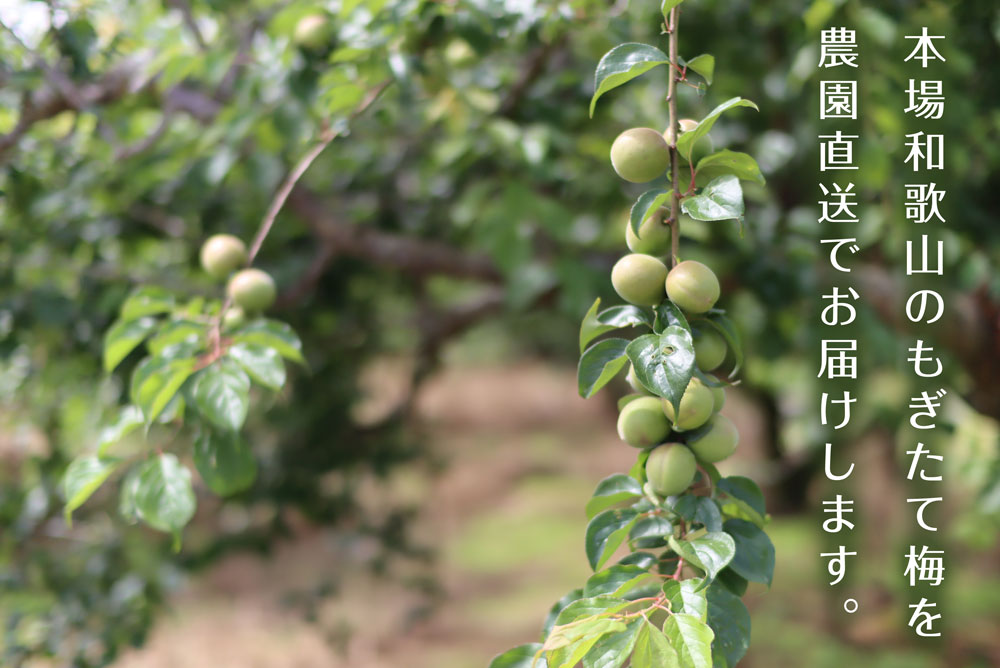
666, 6, 681, 268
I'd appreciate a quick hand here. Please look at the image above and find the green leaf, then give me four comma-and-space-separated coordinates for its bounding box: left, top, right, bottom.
716, 568, 749, 597
147, 319, 206, 356
580, 300, 654, 353
662, 578, 709, 622
132, 454, 196, 543
96, 405, 145, 456
673, 495, 723, 533
625, 327, 695, 416
706, 583, 751, 668
544, 589, 585, 638
617, 551, 658, 570
631, 620, 679, 668
660, 0, 685, 18
683, 54, 715, 85
554, 596, 633, 627
590, 43, 670, 117
586, 474, 644, 520
546, 598, 632, 666
668, 532, 736, 586
119, 465, 142, 523
578, 338, 630, 399
130, 356, 198, 424
194, 430, 256, 496
584, 565, 655, 598
723, 519, 775, 586
227, 342, 286, 390
103, 316, 158, 372
681, 175, 745, 223
63, 455, 119, 523
695, 150, 765, 187
119, 286, 175, 321
231, 319, 306, 365
586, 508, 640, 571
701, 313, 743, 378
717, 477, 766, 516
582, 618, 642, 668
628, 515, 674, 549
629, 188, 672, 236
663, 613, 714, 668
190, 358, 251, 431
653, 301, 691, 335
489, 644, 547, 668
675, 97, 758, 162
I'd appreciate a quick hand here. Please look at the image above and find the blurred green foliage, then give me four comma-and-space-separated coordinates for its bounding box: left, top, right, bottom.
0, 0, 998, 665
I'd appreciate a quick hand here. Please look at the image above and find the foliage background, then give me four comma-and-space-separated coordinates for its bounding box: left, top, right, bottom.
0, 0, 997, 665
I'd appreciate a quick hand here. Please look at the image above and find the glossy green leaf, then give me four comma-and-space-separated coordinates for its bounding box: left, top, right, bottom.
706, 582, 751, 668
631, 620, 679, 668
96, 405, 145, 456
723, 519, 775, 586
668, 532, 736, 586
717, 476, 766, 516
584, 565, 654, 598
590, 43, 670, 117
578, 338, 630, 399
695, 150, 765, 186
628, 515, 673, 549
660, 0, 685, 18
629, 188, 672, 236
653, 301, 691, 335
103, 316, 157, 372
681, 175, 745, 223
662, 578, 709, 621
130, 356, 198, 423
676, 97, 758, 162
673, 495, 723, 533
63, 455, 119, 522
231, 319, 306, 365
586, 508, 640, 570
227, 342, 286, 390
716, 567, 749, 597
581, 618, 642, 668
625, 327, 695, 416
132, 454, 196, 542
663, 613, 714, 668
586, 474, 644, 520
147, 319, 206, 356
119, 286, 175, 321
684, 54, 714, 85
544, 589, 585, 638
580, 300, 654, 353
489, 644, 547, 668
190, 358, 251, 431
194, 430, 256, 496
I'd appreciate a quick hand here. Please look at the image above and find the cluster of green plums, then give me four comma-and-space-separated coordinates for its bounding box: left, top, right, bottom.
607, 123, 738, 498
199, 234, 277, 326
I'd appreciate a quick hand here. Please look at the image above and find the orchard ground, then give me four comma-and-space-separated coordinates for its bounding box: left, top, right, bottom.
49, 358, 1000, 668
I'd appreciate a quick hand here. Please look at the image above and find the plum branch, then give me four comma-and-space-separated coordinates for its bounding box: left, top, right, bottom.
666, 6, 681, 268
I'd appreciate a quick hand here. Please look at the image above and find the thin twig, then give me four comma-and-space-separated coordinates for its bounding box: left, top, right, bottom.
666, 7, 681, 268
207, 78, 394, 354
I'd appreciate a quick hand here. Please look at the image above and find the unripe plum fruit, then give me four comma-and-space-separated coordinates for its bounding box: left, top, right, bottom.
666, 260, 720, 314
617, 396, 671, 448
611, 254, 668, 306
626, 364, 652, 395
711, 385, 726, 412
662, 378, 714, 431
200, 234, 248, 279
693, 327, 727, 371
687, 414, 739, 463
645, 443, 697, 496
625, 210, 671, 256
610, 128, 671, 183
227, 268, 277, 312
294, 13, 333, 50
222, 306, 247, 331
